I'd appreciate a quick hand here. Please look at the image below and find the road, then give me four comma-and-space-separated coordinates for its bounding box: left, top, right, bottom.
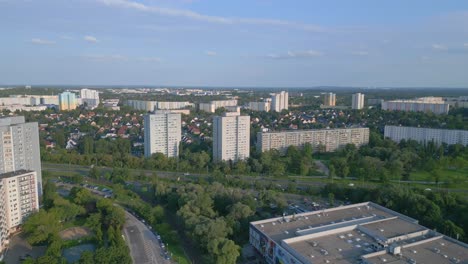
123, 211, 171, 264
43, 162, 468, 194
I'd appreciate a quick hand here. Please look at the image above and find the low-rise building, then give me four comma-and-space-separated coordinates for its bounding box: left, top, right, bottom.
257, 127, 369, 153
250, 202, 468, 264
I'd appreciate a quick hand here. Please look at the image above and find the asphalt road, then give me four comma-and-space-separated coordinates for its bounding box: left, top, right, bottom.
123, 211, 171, 264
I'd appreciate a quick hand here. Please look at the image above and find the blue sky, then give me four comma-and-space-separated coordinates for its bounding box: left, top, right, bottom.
1, 0, 468, 87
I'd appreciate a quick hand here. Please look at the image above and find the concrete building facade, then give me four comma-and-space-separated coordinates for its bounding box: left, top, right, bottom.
144, 112, 181, 158
0, 170, 39, 259
384, 125, 468, 146
250, 202, 468, 264
271, 91, 289, 112
0, 116, 42, 195
213, 112, 250, 161
352, 93, 365, 110
323, 93, 336, 106
381, 98, 450, 114
199, 99, 238, 113
248, 101, 271, 112
257, 127, 369, 153
58, 91, 78, 111
80, 89, 100, 109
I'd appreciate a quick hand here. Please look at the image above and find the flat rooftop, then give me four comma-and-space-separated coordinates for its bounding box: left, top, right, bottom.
364, 237, 468, 264
252, 203, 399, 243
361, 218, 426, 240
288, 229, 375, 264
250, 202, 468, 264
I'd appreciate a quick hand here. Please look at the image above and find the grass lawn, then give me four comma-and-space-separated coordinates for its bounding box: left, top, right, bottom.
409, 168, 468, 189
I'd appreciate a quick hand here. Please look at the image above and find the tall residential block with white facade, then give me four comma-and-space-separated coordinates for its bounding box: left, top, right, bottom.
352, 93, 365, 110
58, 91, 78, 111
323, 93, 336, 106
0, 116, 42, 195
213, 112, 250, 161
80, 89, 100, 109
144, 112, 181, 158
271, 91, 288, 112
257, 127, 369, 153
384, 125, 468, 146
199, 100, 238, 113
0, 170, 39, 259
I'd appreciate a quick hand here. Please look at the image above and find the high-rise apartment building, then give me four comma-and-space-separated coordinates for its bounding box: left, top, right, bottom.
352, 93, 365, 110
323, 93, 336, 106
257, 127, 369, 153
271, 91, 288, 112
213, 112, 250, 161
0, 170, 39, 259
144, 112, 181, 158
0, 116, 41, 195
381, 97, 449, 114
384, 125, 468, 146
248, 101, 271, 112
58, 91, 78, 111
80, 89, 100, 109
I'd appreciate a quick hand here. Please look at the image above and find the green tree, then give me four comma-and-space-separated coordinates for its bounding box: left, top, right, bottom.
207, 238, 240, 264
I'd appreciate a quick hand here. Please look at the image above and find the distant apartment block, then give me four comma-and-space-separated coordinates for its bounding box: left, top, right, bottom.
0, 170, 40, 259
156, 101, 194, 110
0, 95, 59, 107
384, 125, 468, 146
445, 96, 468, 108
127, 100, 193, 112
381, 97, 450, 114
103, 99, 120, 110
199, 99, 238, 113
0, 116, 42, 195
248, 101, 271, 112
144, 112, 181, 158
271, 91, 289, 112
126, 100, 157, 112
80, 88, 100, 109
323, 93, 336, 106
58, 91, 78, 111
257, 127, 369, 153
213, 112, 250, 161
352, 93, 365, 110
250, 202, 468, 264
367, 98, 383, 106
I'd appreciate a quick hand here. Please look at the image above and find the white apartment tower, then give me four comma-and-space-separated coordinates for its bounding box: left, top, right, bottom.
324, 93, 336, 106
80, 89, 100, 109
0, 170, 39, 258
144, 112, 181, 158
352, 93, 365, 110
271, 91, 288, 112
0, 116, 42, 195
213, 112, 250, 162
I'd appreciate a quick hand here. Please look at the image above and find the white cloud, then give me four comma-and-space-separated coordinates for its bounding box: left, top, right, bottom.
432, 44, 448, 50
205, 51, 217, 56
351, 51, 369, 56
139, 57, 162, 62
82, 54, 126, 61
84, 35, 99, 43
267, 50, 323, 59
96, 0, 324, 32
30, 38, 55, 45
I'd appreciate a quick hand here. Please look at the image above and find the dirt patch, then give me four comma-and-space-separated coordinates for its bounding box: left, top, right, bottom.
59, 227, 93, 240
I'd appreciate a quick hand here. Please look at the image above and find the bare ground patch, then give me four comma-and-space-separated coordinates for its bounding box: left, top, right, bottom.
59, 226, 93, 240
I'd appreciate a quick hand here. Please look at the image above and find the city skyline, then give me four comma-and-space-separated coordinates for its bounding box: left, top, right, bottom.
1, 0, 468, 87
